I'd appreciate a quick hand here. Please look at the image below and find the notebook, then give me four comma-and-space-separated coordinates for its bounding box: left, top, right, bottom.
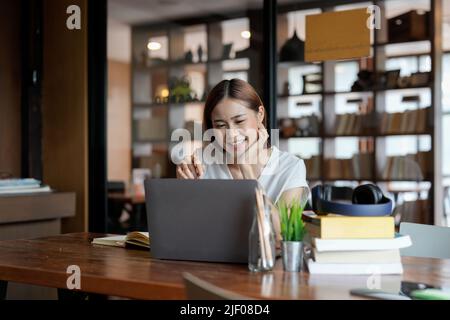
92, 232, 150, 249
312, 234, 412, 252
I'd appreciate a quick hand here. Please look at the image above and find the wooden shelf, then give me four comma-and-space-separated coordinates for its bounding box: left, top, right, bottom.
134, 139, 168, 144
281, 131, 432, 140
373, 38, 431, 47
278, 86, 431, 99
308, 178, 432, 183
377, 178, 433, 183
277, 60, 321, 68
134, 57, 250, 72
134, 101, 205, 108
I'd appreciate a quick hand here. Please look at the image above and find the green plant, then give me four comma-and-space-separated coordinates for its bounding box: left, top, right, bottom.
278, 200, 307, 242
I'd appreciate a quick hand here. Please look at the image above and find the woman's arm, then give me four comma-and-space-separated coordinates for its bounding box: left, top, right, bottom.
278, 187, 309, 206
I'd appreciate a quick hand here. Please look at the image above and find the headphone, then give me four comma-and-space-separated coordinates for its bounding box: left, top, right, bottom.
311, 184, 393, 217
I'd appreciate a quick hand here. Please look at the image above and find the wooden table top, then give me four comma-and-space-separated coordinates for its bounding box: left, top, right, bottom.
0, 233, 449, 300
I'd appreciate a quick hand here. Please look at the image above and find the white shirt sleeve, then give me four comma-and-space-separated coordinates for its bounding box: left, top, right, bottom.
282, 159, 309, 192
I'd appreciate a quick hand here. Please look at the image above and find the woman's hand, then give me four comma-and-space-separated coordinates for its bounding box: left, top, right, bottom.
237, 126, 269, 179
176, 153, 205, 180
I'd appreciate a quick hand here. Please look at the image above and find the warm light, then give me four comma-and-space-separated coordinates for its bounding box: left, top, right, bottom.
241, 31, 251, 39
161, 89, 169, 98
147, 41, 162, 51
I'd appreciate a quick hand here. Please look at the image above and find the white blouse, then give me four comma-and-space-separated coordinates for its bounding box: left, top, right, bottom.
201, 146, 309, 203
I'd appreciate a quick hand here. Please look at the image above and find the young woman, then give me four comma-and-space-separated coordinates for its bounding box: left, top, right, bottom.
176, 78, 309, 206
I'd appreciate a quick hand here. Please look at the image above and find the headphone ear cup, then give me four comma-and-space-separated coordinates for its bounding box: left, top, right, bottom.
323, 185, 332, 201
311, 186, 322, 212
353, 184, 383, 204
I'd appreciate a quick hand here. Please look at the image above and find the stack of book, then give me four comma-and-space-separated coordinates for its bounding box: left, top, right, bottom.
0, 179, 52, 195
304, 155, 321, 180
334, 113, 374, 136
303, 212, 412, 275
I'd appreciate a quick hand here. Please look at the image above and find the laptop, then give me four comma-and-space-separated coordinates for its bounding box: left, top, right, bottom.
144, 179, 258, 264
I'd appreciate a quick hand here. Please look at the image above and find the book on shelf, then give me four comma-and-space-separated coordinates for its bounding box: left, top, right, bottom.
324, 153, 373, 180
334, 113, 373, 136
381, 151, 432, 181
303, 212, 395, 239
304, 155, 321, 180
379, 107, 430, 135
393, 198, 431, 225
92, 232, 150, 249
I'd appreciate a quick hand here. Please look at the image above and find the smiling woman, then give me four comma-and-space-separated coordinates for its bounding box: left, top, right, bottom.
176, 79, 309, 206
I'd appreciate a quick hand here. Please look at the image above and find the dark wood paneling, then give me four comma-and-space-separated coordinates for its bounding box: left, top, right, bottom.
0, 2, 22, 177
0, 193, 75, 224
42, 0, 88, 233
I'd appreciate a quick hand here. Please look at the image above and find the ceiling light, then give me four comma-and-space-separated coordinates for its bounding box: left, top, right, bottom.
147, 41, 162, 51
241, 31, 251, 39
161, 89, 169, 98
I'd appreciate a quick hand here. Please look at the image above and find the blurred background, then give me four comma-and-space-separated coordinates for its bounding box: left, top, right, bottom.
106, 0, 450, 233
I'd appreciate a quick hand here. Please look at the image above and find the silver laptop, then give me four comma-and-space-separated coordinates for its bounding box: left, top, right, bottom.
144, 179, 258, 264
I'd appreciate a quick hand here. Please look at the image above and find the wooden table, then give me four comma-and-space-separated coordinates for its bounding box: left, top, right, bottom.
0, 233, 449, 300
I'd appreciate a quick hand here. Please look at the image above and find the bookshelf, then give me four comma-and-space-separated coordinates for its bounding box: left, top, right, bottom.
131, 16, 262, 178
276, 0, 443, 225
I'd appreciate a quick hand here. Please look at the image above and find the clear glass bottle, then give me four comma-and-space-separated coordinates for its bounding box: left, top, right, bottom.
248, 201, 276, 272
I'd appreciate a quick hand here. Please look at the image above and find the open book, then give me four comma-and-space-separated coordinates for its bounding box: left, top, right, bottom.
92, 232, 150, 249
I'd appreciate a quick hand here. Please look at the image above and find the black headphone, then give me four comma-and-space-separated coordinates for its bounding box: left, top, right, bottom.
311, 184, 393, 217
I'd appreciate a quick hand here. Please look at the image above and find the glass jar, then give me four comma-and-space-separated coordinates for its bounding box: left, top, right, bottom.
248, 200, 276, 272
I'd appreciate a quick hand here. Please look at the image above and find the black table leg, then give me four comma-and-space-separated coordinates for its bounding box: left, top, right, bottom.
0, 281, 8, 300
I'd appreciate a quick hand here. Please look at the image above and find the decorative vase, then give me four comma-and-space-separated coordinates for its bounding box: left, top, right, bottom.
248, 196, 276, 272
282, 241, 304, 272
185, 50, 193, 63
279, 30, 305, 62
197, 45, 204, 62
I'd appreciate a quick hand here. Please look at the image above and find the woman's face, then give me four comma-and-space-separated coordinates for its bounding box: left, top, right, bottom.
210, 98, 264, 156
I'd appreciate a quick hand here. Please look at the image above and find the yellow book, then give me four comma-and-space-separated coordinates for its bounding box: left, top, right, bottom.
303, 212, 395, 239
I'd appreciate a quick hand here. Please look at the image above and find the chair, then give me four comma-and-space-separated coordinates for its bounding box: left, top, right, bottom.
183, 273, 252, 300
107, 181, 129, 233
399, 222, 450, 259
444, 187, 450, 227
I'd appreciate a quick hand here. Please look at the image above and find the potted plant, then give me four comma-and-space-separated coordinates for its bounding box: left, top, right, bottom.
278, 199, 307, 272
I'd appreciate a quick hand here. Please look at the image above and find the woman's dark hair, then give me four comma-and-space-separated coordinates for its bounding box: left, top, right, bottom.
203, 79, 266, 130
